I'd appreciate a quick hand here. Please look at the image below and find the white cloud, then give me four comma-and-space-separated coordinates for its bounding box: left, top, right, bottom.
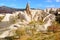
36, 4, 42, 8
13, 0, 16, 1
9, 4, 16, 7
26, 0, 31, 4
45, 0, 52, 2
0, 3, 17, 7
37, 4, 42, 7
28, 1, 31, 3
45, 5, 55, 8
0, 3, 5, 6
1, 0, 16, 1
45, 0, 60, 2
56, 0, 60, 2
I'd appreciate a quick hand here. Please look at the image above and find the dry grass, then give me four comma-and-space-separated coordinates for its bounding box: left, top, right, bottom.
11, 21, 60, 40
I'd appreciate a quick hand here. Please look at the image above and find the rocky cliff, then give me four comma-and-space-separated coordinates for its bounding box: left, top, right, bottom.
0, 3, 59, 40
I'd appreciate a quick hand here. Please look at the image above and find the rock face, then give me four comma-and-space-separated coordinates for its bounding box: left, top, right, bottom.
0, 24, 19, 38
13, 3, 48, 23
36, 14, 55, 32
26, 3, 31, 15
44, 8, 60, 23
44, 8, 56, 13
0, 6, 25, 13
0, 3, 58, 39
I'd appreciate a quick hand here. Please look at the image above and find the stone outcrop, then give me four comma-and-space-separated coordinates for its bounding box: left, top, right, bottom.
0, 3, 58, 39
25, 3, 31, 15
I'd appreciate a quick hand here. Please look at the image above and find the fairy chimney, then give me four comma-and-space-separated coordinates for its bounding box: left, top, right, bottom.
26, 3, 31, 15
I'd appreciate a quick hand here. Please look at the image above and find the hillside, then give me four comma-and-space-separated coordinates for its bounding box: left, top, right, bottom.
0, 4, 60, 40
0, 6, 25, 13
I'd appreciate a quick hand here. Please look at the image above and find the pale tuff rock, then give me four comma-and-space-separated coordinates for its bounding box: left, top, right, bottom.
44, 8, 57, 14
0, 13, 18, 28
17, 11, 31, 23
0, 14, 5, 21
26, 3, 31, 15
36, 14, 55, 32
31, 10, 43, 21
0, 14, 4, 17
13, 3, 48, 22
43, 14, 56, 22
15, 9, 48, 22
1, 14, 12, 22
25, 3, 47, 21
43, 14, 55, 30
0, 13, 19, 38
0, 23, 19, 38
0, 12, 55, 38
0, 3, 56, 38
44, 8, 51, 13
52, 8, 57, 11
31, 10, 48, 21
58, 12, 60, 14
43, 19, 52, 31
0, 14, 12, 29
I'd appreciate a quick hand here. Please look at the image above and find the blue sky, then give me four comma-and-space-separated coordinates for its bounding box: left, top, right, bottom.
0, 0, 60, 9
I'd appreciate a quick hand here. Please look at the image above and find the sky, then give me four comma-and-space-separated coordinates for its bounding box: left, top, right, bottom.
0, 0, 60, 9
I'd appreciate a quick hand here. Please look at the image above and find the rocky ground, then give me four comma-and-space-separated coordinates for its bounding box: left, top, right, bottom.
0, 4, 60, 40
11, 21, 60, 40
